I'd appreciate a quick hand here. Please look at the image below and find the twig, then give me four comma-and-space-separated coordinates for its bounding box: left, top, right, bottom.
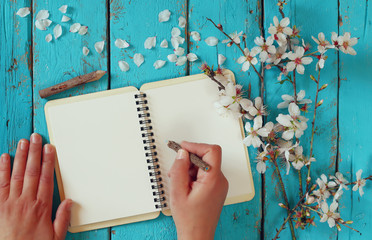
205, 70, 225, 90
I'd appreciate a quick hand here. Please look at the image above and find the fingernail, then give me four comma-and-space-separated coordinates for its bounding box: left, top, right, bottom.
1, 154, 8, 163
176, 149, 187, 160
45, 144, 54, 154
20, 140, 28, 150
31, 133, 41, 143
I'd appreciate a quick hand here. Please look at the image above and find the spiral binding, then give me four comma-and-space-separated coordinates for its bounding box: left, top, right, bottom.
135, 92, 167, 209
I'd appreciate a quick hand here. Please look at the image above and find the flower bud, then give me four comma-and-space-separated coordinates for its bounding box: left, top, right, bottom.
336, 223, 342, 231
345, 220, 353, 224
217, 23, 223, 30
319, 84, 328, 91
278, 203, 288, 209
316, 99, 323, 107
310, 75, 317, 83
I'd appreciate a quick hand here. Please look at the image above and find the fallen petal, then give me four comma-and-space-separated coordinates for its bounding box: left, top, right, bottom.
43, 19, 52, 28
118, 61, 129, 72
167, 54, 178, 62
187, 53, 198, 62
45, 33, 52, 42
205, 36, 218, 46
59, 5, 68, 14
70, 23, 81, 33
158, 9, 171, 22
191, 31, 201, 41
171, 27, 181, 37
160, 39, 168, 48
176, 56, 187, 66
115, 39, 130, 49
16, 7, 30, 17
36, 10, 49, 20
61, 15, 71, 22
178, 16, 186, 28
218, 54, 226, 65
95, 41, 105, 53
144, 36, 156, 49
133, 53, 144, 67
83, 46, 89, 56
78, 26, 88, 35
154, 60, 166, 69
174, 47, 185, 56
171, 37, 179, 49
35, 20, 46, 30
53, 24, 62, 39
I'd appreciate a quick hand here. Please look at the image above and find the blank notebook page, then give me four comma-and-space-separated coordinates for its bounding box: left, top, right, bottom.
145, 78, 253, 206
46, 88, 157, 227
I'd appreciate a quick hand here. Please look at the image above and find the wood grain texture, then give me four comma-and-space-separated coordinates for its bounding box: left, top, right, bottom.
0, 0, 33, 158
263, 0, 338, 239
32, 0, 109, 239
188, 0, 262, 239
338, 0, 372, 239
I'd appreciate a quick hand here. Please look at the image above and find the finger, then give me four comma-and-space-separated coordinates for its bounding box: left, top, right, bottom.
168, 149, 191, 199
37, 144, 55, 205
180, 141, 222, 171
10, 139, 29, 198
53, 199, 72, 240
22, 133, 43, 199
0, 153, 11, 201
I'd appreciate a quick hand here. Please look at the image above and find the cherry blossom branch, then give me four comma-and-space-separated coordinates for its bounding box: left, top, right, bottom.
272, 158, 297, 240
300, 204, 361, 234
272, 184, 317, 240
277, 1, 286, 19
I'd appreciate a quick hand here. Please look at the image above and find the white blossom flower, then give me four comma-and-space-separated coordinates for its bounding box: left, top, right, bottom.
277, 90, 312, 109
205, 36, 218, 46
267, 45, 287, 65
331, 32, 342, 49
222, 31, 243, 46
243, 117, 269, 148
95, 41, 105, 54
276, 103, 308, 140
190, 31, 201, 41
289, 146, 305, 170
59, 5, 68, 14
61, 15, 71, 22
312, 32, 334, 54
313, 174, 336, 201
115, 39, 130, 49
330, 172, 349, 190
268, 16, 293, 46
118, 60, 129, 72
320, 201, 340, 228
160, 39, 168, 48
237, 48, 259, 72
53, 24, 62, 39
334, 186, 344, 201
252, 36, 276, 62
16, 7, 30, 17
144, 36, 156, 49
352, 169, 366, 196
70, 23, 81, 33
133, 53, 144, 67
245, 97, 267, 121
302, 39, 311, 52
339, 32, 358, 55
158, 9, 171, 22
286, 47, 313, 74
214, 80, 243, 118
82, 46, 89, 56
305, 193, 316, 205
176, 56, 187, 66
178, 16, 186, 28
153, 60, 166, 69
187, 53, 198, 62
316, 54, 327, 71
218, 54, 226, 65
45, 34, 52, 43
167, 54, 177, 62
256, 144, 270, 174
277, 140, 298, 175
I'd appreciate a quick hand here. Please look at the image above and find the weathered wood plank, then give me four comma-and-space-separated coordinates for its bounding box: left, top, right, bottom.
338, 0, 372, 239
188, 0, 262, 239
0, 0, 32, 158
110, 0, 186, 239
263, 1, 338, 239
32, 0, 110, 239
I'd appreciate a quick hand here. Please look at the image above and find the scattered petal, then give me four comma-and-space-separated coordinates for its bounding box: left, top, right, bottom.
174, 47, 185, 56
95, 41, 105, 53
160, 39, 168, 48
158, 9, 171, 22
83, 46, 90, 56
171, 38, 179, 49
43, 19, 52, 27
187, 53, 198, 62
205, 36, 218, 46
176, 56, 187, 66
167, 54, 177, 62
35, 20, 46, 30
70, 23, 81, 33
133, 53, 144, 67
144, 36, 156, 49
178, 16, 186, 28
36, 10, 49, 20
118, 61, 129, 72
218, 54, 226, 65
45, 33, 52, 43
171, 27, 181, 37
16, 7, 30, 17
61, 15, 71, 22
191, 31, 201, 41
53, 24, 62, 39
78, 26, 88, 35
59, 5, 68, 14
115, 39, 130, 49
154, 60, 166, 69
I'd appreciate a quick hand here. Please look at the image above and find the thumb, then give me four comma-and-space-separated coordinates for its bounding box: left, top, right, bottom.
53, 199, 73, 240
168, 149, 191, 199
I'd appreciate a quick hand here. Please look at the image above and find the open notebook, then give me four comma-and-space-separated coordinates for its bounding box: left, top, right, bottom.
45, 70, 255, 233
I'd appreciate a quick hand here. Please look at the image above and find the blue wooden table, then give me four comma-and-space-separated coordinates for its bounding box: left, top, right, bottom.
1, 0, 371, 239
